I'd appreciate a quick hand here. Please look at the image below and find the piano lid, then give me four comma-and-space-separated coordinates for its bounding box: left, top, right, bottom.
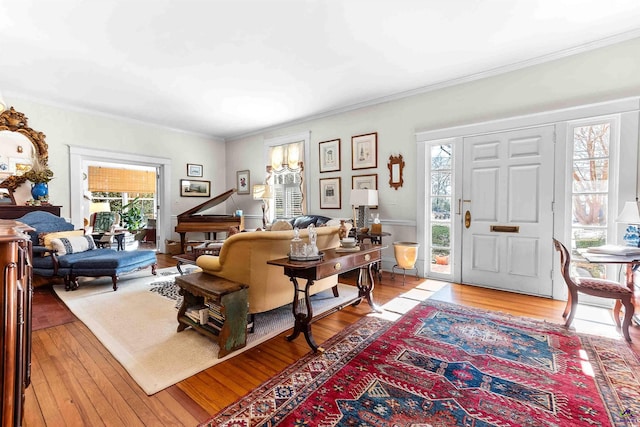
178, 188, 237, 218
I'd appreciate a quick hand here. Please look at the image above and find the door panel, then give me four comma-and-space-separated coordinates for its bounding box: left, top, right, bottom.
462, 126, 554, 297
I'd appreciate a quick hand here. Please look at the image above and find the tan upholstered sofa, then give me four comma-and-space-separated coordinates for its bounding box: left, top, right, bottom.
196, 225, 346, 314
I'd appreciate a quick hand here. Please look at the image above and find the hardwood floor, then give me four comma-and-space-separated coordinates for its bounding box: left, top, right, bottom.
24, 253, 640, 426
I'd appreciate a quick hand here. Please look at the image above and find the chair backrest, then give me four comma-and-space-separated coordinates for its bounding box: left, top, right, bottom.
90, 212, 121, 233
552, 238, 577, 290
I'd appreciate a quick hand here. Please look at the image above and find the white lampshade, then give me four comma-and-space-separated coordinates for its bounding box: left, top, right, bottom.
252, 184, 273, 200
616, 201, 640, 223
0, 91, 6, 113
350, 189, 378, 207
90, 201, 111, 214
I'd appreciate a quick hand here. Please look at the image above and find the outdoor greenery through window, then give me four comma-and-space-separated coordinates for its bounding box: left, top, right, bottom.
91, 192, 155, 227
429, 144, 452, 274
571, 122, 610, 279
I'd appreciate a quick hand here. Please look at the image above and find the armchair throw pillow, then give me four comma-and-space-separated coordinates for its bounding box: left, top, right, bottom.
39, 229, 85, 249
50, 235, 97, 255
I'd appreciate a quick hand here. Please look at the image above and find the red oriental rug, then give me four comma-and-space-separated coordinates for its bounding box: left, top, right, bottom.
200, 300, 640, 427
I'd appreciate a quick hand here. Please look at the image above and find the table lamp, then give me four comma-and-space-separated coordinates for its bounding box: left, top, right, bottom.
616, 200, 640, 246
253, 184, 273, 229
350, 189, 378, 230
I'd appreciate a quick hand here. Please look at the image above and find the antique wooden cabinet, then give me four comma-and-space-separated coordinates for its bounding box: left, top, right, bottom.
0, 220, 33, 426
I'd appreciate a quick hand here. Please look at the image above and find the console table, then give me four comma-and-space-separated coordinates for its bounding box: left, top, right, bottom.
268, 244, 384, 352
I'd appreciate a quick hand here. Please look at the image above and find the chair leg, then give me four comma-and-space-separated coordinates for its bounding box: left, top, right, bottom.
612, 300, 623, 329
562, 292, 572, 319
564, 290, 579, 327
620, 297, 634, 342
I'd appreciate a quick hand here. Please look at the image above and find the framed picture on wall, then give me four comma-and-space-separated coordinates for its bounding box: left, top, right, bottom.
319, 177, 341, 209
180, 179, 210, 197
319, 138, 341, 173
236, 170, 250, 194
187, 163, 203, 177
351, 132, 378, 170
352, 173, 378, 190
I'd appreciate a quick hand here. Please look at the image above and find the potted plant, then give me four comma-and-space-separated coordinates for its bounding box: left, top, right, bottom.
23, 155, 54, 201
120, 197, 145, 233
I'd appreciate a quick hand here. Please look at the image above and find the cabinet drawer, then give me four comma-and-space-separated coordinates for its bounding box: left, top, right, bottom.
316, 251, 380, 277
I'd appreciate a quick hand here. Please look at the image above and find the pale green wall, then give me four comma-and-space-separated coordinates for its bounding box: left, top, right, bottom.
226, 36, 640, 231
3, 36, 640, 231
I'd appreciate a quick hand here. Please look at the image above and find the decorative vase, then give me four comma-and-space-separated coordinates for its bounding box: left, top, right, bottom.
31, 182, 48, 200
338, 220, 348, 240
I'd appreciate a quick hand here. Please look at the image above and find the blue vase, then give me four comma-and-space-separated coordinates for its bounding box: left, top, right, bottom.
31, 182, 48, 200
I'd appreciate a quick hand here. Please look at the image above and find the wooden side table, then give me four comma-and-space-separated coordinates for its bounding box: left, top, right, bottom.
175, 272, 248, 357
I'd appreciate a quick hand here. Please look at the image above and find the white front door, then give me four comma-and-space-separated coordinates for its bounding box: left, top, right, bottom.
461, 126, 555, 296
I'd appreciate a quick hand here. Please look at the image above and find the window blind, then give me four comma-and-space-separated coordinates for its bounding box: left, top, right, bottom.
88, 166, 156, 193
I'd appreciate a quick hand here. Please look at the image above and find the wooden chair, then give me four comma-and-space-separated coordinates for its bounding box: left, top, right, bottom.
553, 238, 634, 342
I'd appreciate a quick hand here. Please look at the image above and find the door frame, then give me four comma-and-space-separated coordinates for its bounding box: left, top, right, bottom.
416, 97, 640, 300
68, 145, 172, 253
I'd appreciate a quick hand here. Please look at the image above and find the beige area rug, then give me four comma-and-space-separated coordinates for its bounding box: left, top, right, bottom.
53, 267, 359, 395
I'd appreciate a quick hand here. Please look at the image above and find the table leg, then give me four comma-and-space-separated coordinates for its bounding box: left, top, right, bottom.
353, 264, 382, 313
626, 263, 640, 326
286, 276, 321, 352
176, 260, 184, 275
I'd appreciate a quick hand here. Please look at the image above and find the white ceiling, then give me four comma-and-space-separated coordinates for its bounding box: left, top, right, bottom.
2, 1, 640, 140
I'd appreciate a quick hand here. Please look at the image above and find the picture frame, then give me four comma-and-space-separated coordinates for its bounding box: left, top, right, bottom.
351, 173, 378, 190
351, 132, 378, 170
352, 174, 378, 209
318, 138, 341, 173
186, 163, 203, 177
236, 170, 250, 194
319, 177, 341, 209
180, 179, 210, 197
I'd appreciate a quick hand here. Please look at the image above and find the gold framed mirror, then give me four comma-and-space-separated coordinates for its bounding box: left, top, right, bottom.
0, 107, 49, 197
387, 154, 405, 190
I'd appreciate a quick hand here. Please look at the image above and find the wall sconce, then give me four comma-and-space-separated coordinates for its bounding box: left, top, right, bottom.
350, 189, 378, 230
253, 184, 274, 228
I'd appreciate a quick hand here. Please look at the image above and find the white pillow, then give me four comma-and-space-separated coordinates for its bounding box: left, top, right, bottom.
50, 236, 97, 255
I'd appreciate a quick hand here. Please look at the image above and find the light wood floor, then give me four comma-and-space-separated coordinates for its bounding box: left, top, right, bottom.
23, 253, 640, 426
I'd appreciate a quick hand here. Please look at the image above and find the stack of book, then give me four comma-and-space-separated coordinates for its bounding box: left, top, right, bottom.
204, 298, 226, 332
184, 305, 208, 324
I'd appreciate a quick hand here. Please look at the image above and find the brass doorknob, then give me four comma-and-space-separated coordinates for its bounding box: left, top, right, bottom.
465, 210, 471, 228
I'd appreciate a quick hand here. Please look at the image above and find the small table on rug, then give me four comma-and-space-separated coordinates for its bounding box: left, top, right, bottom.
92, 232, 126, 250
356, 231, 391, 281
580, 249, 640, 325
268, 244, 385, 353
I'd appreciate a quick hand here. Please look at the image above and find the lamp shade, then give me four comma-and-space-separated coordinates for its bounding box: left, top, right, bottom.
90, 201, 111, 214
350, 189, 378, 207
252, 184, 273, 200
616, 201, 640, 223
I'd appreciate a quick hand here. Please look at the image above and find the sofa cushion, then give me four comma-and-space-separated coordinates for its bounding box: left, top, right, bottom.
50, 235, 97, 255
289, 215, 332, 229
70, 250, 157, 276
271, 220, 293, 231
39, 229, 85, 249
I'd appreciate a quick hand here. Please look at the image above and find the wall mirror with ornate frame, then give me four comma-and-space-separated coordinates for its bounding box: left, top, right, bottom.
0, 107, 49, 203
387, 154, 405, 190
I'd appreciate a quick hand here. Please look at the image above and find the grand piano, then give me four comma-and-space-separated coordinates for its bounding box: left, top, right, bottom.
175, 188, 244, 251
